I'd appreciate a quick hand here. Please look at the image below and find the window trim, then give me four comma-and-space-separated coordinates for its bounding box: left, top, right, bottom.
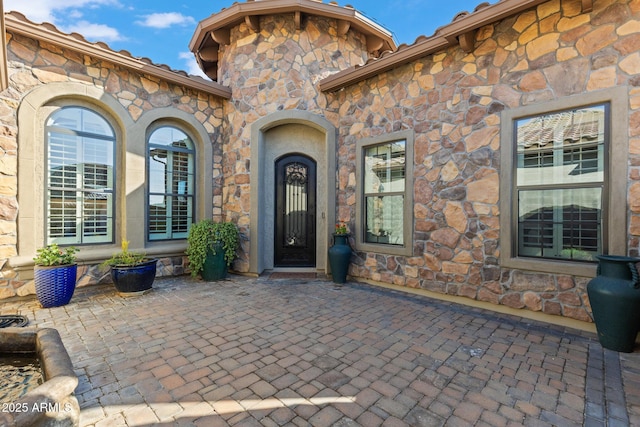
355, 130, 414, 256
45, 106, 116, 246
499, 87, 628, 276
146, 124, 196, 242
515, 105, 605, 260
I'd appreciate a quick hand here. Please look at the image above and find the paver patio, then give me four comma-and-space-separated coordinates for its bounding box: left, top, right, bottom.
3, 275, 640, 426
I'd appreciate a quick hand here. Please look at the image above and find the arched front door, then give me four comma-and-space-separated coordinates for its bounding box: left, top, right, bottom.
274, 154, 316, 267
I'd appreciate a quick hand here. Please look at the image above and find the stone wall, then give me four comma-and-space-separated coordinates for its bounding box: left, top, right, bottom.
0, 30, 225, 299
327, 0, 640, 322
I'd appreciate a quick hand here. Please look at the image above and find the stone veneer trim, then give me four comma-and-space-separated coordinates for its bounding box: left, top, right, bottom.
125, 106, 215, 250
249, 110, 337, 274
14, 82, 132, 269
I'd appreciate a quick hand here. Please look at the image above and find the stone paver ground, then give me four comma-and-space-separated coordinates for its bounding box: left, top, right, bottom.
3, 274, 640, 426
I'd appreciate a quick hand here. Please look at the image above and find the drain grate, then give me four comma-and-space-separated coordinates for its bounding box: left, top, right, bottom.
0, 315, 28, 328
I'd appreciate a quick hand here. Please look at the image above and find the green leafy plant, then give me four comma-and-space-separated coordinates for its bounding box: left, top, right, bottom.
101, 240, 147, 268
335, 222, 349, 235
187, 220, 239, 276
33, 243, 78, 266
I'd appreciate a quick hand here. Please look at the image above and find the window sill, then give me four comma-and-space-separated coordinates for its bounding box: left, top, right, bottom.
355, 241, 413, 257
10, 242, 187, 270
500, 256, 597, 278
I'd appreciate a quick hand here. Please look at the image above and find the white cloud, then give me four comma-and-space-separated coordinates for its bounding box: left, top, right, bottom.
5, 0, 123, 41
178, 52, 208, 79
62, 21, 123, 42
5, 0, 120, 24
136, 13, 195, 29
5, 0, 56, 22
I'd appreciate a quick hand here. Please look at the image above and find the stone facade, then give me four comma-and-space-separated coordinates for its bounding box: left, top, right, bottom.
2, 0, 640, 326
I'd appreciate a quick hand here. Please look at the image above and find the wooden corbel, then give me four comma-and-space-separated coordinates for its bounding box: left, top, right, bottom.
582, 0, 593, 12
203, 65, 218, 81
198, 46, 219, 62
366, 35, 384, 54
211, 28, 230, 45
458, 30, 476, 53
337, 20, 350, 36
245, 15, 260, 33
295, 11, 302, 30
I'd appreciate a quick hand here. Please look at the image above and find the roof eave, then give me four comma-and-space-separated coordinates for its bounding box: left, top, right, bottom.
6, 13, 232, 99
320, 0, 551, 92
442, 0, 550, 37
319, 36, 450, 92
189, 0, 395, 53
0, 4, 7, 91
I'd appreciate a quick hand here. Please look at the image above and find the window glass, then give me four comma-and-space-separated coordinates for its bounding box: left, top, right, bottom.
148, 127, 195, 240
514, 105, 606, 262
48, 107, 114, 136
518, 188, 602, 260
46, 107, 115, 244
363, 141, 406, 246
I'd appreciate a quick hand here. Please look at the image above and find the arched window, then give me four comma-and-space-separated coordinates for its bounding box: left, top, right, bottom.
46, 107, 115, 244
147, 126, 195, 240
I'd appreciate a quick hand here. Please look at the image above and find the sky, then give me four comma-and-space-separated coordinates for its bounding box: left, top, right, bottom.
5, 0, 485, 78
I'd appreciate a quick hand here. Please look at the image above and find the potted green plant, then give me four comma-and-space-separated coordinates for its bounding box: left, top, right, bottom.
187, 219, 239, 281
101, 241, 157, 294
33, 244, 78, 308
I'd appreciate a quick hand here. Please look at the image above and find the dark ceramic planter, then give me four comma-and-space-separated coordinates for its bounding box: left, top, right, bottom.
110, 259, 157, 294
34, 264, 77, 308
201, 242, 227, 281
328, 234, 352, 284
587, 255, 640, 352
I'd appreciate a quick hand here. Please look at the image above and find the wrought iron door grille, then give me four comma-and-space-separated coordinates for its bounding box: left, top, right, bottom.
284, 162, 308, 247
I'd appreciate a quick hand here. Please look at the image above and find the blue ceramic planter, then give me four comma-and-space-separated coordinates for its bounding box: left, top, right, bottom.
110, 259, 157, 294
34, 264, 77, 308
